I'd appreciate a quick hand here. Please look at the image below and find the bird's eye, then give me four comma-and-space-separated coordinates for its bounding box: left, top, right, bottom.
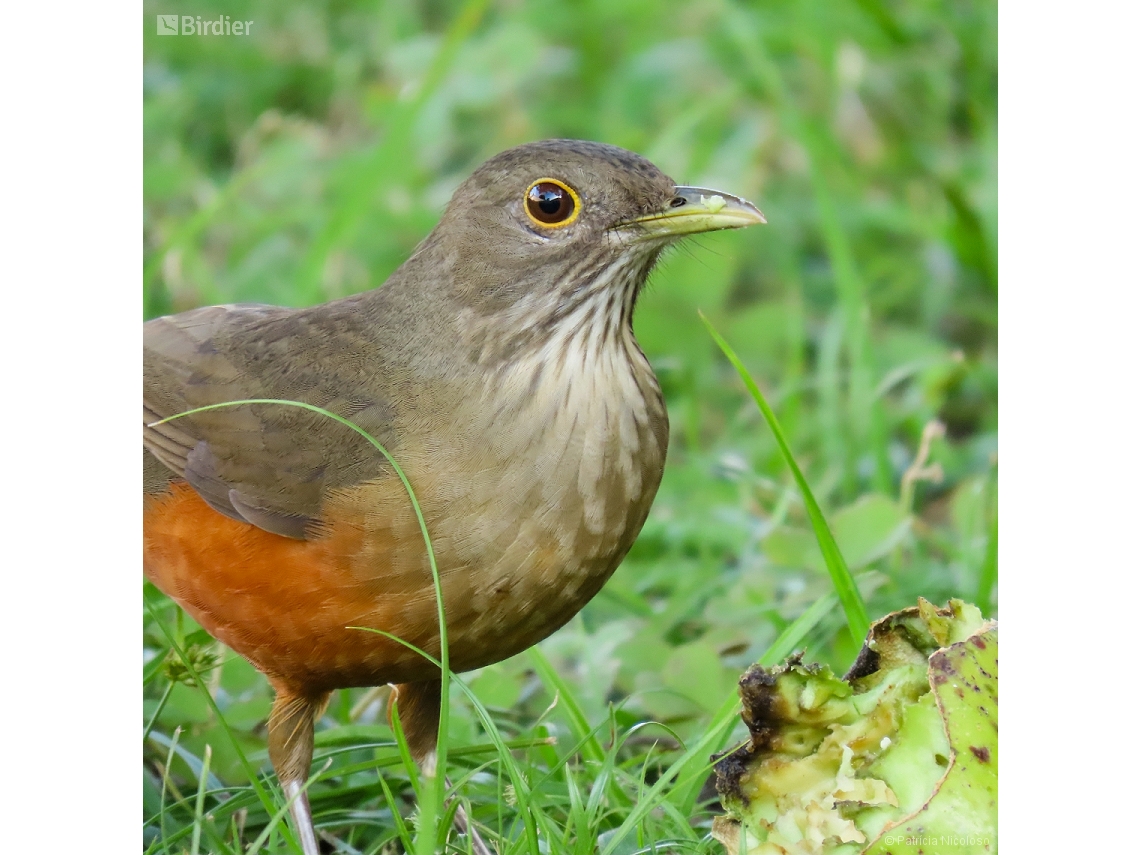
525, 179, 580, 228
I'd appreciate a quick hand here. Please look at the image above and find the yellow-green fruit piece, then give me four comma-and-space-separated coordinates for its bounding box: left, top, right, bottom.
712, 599, 997, 855
863, 626, 997, 854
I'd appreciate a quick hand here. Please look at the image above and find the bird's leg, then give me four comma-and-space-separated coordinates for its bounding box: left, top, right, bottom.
388, 679, 442, 770
268, 686, 331, 855
389, 680, 495, 855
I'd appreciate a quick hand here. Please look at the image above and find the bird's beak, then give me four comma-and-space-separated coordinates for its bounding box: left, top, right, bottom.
615, 186, 766, 239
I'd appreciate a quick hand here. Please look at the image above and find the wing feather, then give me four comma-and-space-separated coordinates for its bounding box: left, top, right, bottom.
143, 300, 398, 540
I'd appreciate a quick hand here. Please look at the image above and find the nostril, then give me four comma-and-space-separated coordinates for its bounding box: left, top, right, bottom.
670, 196, 687, 208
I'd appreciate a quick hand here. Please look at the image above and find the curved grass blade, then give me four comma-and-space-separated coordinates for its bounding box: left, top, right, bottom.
150, 398, 452, 853
700, 313, 870, 643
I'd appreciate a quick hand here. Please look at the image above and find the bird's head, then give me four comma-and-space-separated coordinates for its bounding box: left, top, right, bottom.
388, 140, 763, 373
429, 140, 764, 318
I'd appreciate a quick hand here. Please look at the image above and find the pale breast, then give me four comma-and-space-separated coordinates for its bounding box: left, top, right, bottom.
377, 308, 669, 672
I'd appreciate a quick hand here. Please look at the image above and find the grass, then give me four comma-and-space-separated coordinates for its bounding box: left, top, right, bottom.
143, 0, 996, 851
701, 313, 869, 645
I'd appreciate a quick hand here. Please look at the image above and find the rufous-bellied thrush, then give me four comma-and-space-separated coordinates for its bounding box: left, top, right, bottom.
144, 139, 764, 853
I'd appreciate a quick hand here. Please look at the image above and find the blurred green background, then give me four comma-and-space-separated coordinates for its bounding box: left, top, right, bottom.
144, 0, 996, 850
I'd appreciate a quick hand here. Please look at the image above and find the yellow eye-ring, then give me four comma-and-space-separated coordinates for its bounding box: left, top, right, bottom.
524, 178, 581, 228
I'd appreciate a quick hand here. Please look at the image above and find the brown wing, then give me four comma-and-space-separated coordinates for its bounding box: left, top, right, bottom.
143, 299, 398, 539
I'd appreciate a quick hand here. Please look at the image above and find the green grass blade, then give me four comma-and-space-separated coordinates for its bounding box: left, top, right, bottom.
190, 744, 211, 855
156, 725, 181, 850
143, 681, 175, 745
386, 693, 423, 802
598, 694, 741, 855
700, 314, 870, 643
377, 773, 415, 854
637, 705, 735, 819
527, 648, 605, 765
978, 467, 999, 612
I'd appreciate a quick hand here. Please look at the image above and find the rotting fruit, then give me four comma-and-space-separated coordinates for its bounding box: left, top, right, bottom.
713, 599, 997, 855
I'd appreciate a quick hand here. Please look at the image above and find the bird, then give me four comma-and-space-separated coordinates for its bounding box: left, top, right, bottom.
143, 138, 764, 854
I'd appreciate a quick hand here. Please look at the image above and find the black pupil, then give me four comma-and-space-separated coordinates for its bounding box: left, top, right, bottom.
528, 182, 573, 223
537, 190, 562, 214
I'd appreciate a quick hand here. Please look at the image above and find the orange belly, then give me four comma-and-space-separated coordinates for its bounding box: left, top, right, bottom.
143, 479, 624, 693
144, 482, 445, 692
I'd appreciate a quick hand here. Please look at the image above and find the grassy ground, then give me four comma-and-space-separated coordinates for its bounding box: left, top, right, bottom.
143, 0, 997, 852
